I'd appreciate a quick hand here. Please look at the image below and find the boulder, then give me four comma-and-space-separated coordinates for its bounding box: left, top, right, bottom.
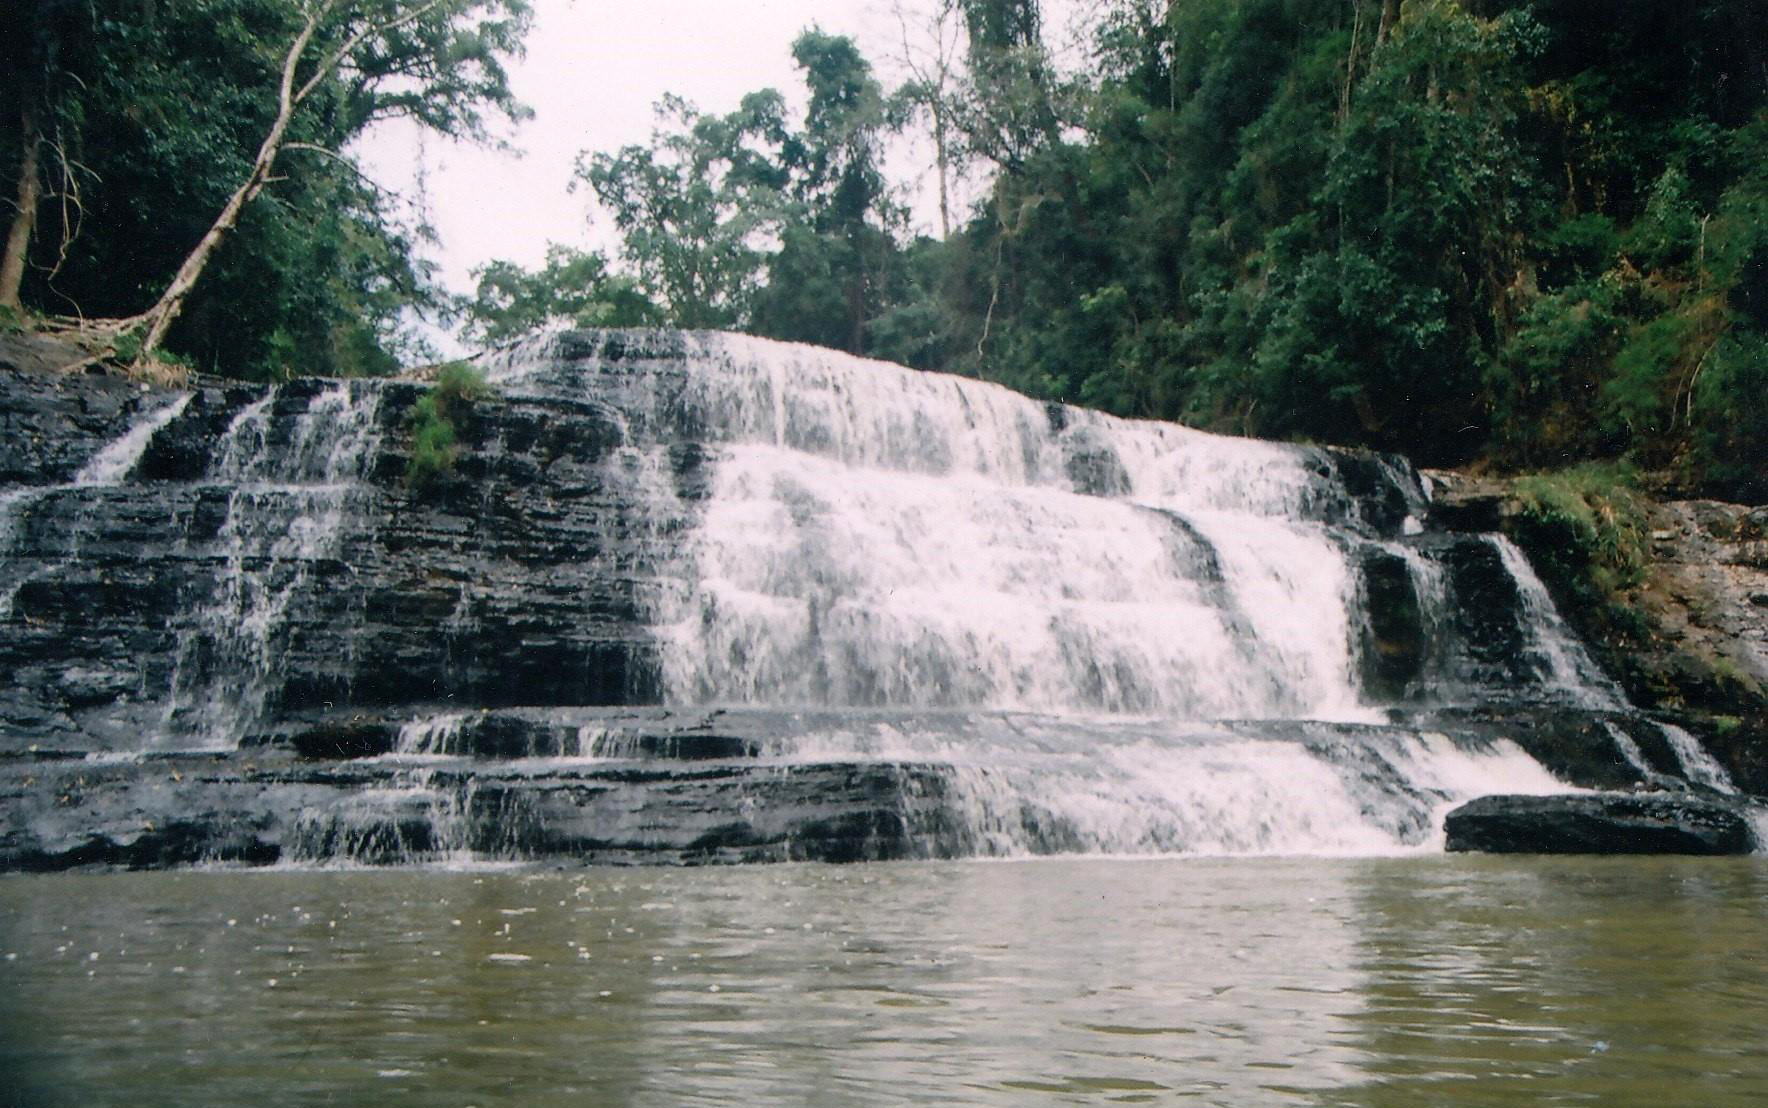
1443, 792, 1757, 855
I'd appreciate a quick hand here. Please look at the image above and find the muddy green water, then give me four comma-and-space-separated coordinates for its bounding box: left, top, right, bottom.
2, 857, 1765, 1107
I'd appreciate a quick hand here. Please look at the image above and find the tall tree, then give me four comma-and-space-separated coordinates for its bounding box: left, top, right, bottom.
752, 30, 904, 353
890, 0, 968, 239
953, 0, 1061, 170
581, 92, 792, 329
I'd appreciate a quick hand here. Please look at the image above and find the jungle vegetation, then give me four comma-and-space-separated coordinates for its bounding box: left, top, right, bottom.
6, 0, 1764, 496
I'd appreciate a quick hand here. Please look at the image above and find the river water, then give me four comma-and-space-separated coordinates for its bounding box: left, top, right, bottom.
3, 857, 1766, 1106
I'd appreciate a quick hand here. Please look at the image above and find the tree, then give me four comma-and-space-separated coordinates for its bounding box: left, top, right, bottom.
580, 92, 793, 329
1248, 1, 1545, 456
123, 0, 531, 360
2, 0, 529, 374
952, 0, 1063, 171
890, 0, 969, 239
463, 244, 661, 344
1, 0, 101, 310
751, 30, 905, 354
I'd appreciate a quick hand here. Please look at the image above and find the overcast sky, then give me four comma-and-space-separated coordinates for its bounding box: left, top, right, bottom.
357, 0, 1097, 332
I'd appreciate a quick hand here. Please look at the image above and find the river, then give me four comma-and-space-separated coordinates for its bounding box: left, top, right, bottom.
4, 856, 1766, 1106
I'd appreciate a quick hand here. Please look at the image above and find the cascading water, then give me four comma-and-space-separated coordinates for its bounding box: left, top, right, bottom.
3, 330, 1751, 868
467, 331, 1644, 857
1658, 721, 1739, 794
161, 382, 382, 747
0, 393, 193, 619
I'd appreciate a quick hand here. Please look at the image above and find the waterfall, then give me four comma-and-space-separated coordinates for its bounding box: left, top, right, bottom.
454, 331, 1647, 858
11, 331, 1735, 867
0, 393, 193, 619
483, 332, 1604, 724
1658, 721, 1739, 794
1487, 536, 1628, 710
160, 383, 382, 747
74, 394, 194, 483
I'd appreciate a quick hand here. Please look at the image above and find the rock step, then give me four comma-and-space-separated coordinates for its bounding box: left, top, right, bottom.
0, 751, 970, 871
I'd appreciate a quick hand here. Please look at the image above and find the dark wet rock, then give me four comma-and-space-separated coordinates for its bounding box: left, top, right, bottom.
0, 363, 157, 483
1430, 536, 1534, 690
1420, 469, 1512, 533
1325, 450, 1421, 535
0, 363, 667, 754
291, 720, 400, 760
1444, 792, 1756, 855
0, 748, 971, 871
1060, 427, 1131, 498
1355, 547, 1426, 700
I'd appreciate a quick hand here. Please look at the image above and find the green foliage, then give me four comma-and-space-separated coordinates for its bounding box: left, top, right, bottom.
748, 30, 905, 354
554, 0, 1765, 493
1689, 329, 1768, 501
580, 92, 793, 329
1508, 462, 1658, 656
434, 360, 491, 405
406, 393, 459, 488
3, 0, 531, 379
464, 245, 661, 344
404, 361, 490, 487
1513, 464, 1651, 595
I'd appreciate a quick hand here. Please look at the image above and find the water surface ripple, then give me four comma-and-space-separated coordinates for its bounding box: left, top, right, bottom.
2, 857, 1765, 1106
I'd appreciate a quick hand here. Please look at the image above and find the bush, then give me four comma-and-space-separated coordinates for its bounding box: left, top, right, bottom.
434, 360, 490, 404
1689, 329, 1768, 502
1512, 463, 1651, 596
405, 361, 490, 487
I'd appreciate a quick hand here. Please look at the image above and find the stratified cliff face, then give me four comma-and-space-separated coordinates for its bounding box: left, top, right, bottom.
0, 365, 669, 754
0, 331, 1758, 869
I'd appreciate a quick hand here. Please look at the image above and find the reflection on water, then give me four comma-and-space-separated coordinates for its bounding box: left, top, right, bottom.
1, 858, 1765, 1106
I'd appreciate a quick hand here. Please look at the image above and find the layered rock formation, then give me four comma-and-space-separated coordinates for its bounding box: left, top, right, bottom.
1, 330, 1760, 867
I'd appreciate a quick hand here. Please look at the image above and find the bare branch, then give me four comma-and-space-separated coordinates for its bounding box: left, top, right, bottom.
295, 0, 452, 106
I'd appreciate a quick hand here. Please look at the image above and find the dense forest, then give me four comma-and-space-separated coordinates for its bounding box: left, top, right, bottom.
5, 0, 1765, 495
2, 0, 531, 375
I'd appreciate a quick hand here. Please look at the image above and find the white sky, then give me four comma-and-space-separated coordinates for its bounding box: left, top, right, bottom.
357, 0, 1098, 329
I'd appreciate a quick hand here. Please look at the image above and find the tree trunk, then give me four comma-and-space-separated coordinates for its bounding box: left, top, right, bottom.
847, 243, 867, 354
0, 109, 41, 310
132, 2, 332, 358
1339, 3, 1365, 126
933, 101, 952, 240
1377, 0, 1401, 43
